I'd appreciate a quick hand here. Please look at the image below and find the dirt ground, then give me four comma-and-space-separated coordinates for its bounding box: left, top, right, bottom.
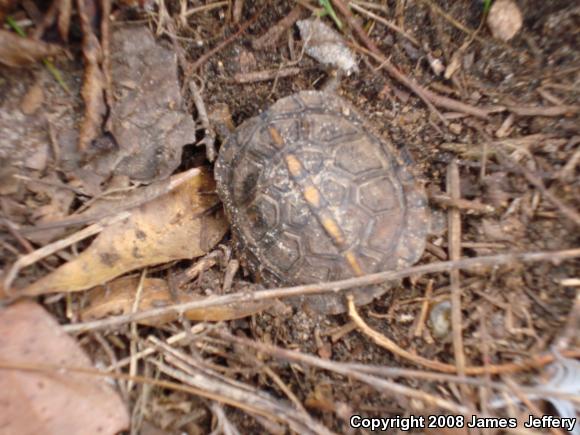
0, 0, 579, 434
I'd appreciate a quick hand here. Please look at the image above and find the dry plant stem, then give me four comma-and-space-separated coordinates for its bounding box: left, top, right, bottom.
155, 361, 333, 435
558, 145, 580, 181
349, 2, 420, 46
554, 289, 580, 350
189, 81, 216, 162
62, 248, 580, 332
233, 67, 301, 83
430, 194, 495, 214
332, 0, 489, 120
232, 0, 244, 24
446, 161, 467, 380
253, 4, 303, 49
262, 365, 307, 413
2, 212, 131, 292
497, 148, 580, 227
417, 0, 520, 58
184, 1, 228, 17
507, 105, 579, 117
347, 297, 580, 375
0, 359, 329, 433
107, 323, 208, 371
332, 0, 445, 123
365, 44, 490, 120
127, 328, 580, 404
189, 8, 263, 72
106, 327, 580, 403
128, 270, 147, 393
215, 336, 473, 415
152, 339, 333, 435
414, 279, 433, 337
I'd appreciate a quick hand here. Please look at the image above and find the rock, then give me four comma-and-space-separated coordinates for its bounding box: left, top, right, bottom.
487, 0, 523, 42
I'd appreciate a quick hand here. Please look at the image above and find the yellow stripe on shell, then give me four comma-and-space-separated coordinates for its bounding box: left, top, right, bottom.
284, 154, 304, 178
345, 250, 364, 276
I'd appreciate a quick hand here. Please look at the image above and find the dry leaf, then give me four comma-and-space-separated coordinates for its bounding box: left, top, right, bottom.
81, 276, 273, 325
0, 301, 129, 435
0, 30, 62, 67
88, 25, 196, 181
22, 167, 202, 236
21, 167, 228, 296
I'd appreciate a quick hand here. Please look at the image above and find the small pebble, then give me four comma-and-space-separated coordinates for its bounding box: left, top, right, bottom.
449, 123, 463, 135
487, 0, 523, 42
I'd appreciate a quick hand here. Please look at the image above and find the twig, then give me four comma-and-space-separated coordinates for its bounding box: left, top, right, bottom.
184, 0, 228, 18
253, 4, 304, 49
497, 148, 580, 227
189, 8, 264, 72
233, 67, 301, 83
430, 193, 495, 214
232, 0, 245, 24
61, 248, 580, 332
347, 296, 580, 375
417, 0, 524, 61
330, 0, 447, 123
507, 105, 579, 117
189, 80, 216, 162
334, 0, 493, 120
413, 279, 433, 337
557, 143, 580, 182
128, 270, 147, 392
349, 2, 420, 46
152, 339, 334, 435
447, 161, 468, 395
554, 288, 580, 351
217, 332, 474, 415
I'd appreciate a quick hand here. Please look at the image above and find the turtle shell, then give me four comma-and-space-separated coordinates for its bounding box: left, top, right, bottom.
214, 91, 428, 314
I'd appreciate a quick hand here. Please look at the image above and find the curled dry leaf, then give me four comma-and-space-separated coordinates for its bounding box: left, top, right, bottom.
81, 276, 274, 325
0, 30, 62, 67
0, 301, 129, 434
21, 167, 228, 296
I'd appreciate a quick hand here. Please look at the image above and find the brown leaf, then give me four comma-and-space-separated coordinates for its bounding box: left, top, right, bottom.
0, 301, 129, 434
21, 167, 228, 296
81, 276, 273, 325
0, 30, 62, 67
97, 25, 196, 181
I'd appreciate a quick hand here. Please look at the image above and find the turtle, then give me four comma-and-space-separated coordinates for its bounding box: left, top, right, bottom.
214, 90, 429, 314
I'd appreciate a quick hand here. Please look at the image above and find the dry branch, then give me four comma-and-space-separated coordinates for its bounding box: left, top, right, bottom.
62, 248, 580, 332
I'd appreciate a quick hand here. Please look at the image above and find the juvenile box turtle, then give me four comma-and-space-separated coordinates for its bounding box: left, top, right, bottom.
215, 91, 428, 314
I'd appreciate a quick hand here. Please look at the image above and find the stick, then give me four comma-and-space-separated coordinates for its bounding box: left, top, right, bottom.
446, 161, 468, 393
62, 248, 580, 332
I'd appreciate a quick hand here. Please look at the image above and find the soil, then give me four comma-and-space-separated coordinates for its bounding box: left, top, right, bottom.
0, 0, 578, 434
